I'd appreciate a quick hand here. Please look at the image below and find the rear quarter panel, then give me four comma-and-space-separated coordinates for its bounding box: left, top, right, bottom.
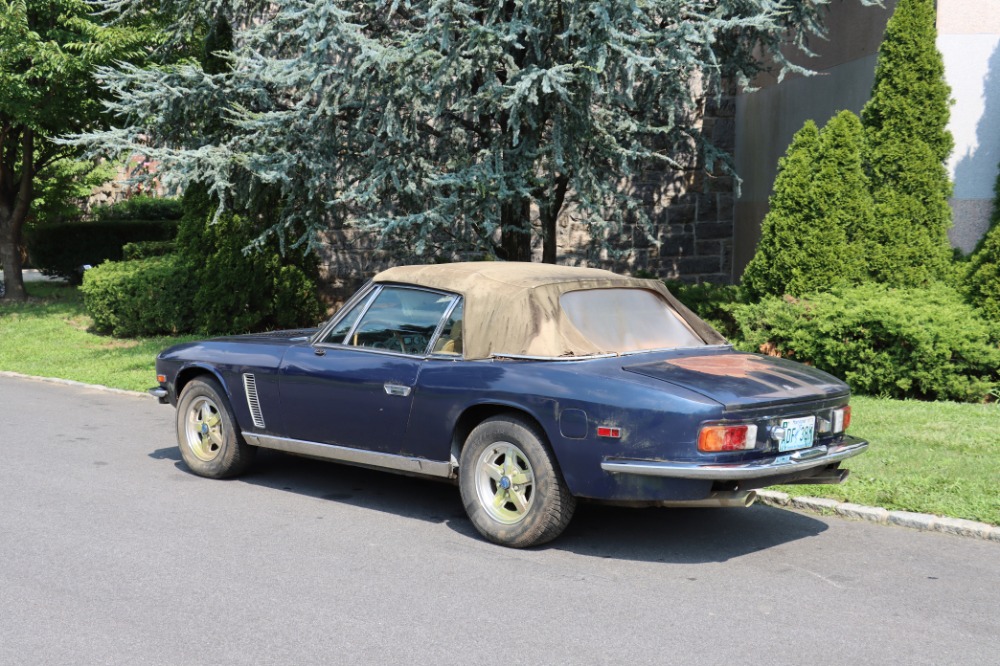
408, 355, 726, 500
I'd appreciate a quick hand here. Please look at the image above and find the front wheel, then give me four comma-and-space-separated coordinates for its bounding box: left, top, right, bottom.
176, 377, 255, 478
459, 415, 576, 548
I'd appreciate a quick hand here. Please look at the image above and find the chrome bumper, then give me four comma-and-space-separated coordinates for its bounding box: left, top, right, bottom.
148, 387, 169, 403
600, 436, 868, 481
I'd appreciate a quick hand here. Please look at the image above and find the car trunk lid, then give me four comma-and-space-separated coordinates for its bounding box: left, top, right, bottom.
622, 350, 848, 411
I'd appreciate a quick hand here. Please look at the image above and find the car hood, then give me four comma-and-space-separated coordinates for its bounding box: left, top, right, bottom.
622, 351, 848, 411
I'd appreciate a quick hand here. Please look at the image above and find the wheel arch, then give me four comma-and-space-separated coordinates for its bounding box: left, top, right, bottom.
174, 365, 230, 403
449, 403, 553, 470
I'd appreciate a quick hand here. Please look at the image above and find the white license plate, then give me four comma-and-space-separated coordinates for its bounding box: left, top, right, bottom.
779, 416, 816, 452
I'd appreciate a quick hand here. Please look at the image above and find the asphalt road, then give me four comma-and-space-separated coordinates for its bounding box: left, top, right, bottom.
1, 375, 997, 665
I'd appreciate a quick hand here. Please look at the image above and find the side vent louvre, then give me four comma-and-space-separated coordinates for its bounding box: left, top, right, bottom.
243, 373, 266, 429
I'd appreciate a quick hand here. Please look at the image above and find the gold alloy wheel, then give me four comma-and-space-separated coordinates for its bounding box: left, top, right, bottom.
184, 396, 225, 462
474, 441, 536, 525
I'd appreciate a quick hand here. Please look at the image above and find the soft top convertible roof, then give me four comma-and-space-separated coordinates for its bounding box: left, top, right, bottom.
373, 262, 727, 359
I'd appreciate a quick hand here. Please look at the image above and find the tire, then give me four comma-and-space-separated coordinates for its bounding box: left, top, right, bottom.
176, 377, 256, 479
459, 415, 576, 548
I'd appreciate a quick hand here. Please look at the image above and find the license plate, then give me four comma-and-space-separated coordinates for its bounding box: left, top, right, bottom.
779, 416, 816, 452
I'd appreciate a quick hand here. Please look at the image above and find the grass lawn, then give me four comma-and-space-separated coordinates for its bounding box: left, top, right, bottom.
0, 282, 198, 392
3, 281, 998, 525
776, 395, 999, 525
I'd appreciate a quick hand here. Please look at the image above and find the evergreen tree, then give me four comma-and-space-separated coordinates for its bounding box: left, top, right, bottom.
0, 0, 157, 301
742, 111, 871, 298
861, 0, 954, 286
76, 0, 876, 264
964, 163, 1000, 322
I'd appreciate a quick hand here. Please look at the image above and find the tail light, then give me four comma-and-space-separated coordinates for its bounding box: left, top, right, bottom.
698, 424, 758, 452
833, 406, 851, 433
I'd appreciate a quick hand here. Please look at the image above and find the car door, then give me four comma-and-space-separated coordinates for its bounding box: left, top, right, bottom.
278, 285, 458, 454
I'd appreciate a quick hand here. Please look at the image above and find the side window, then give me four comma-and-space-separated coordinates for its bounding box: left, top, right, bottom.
432, 300, 464, 355
320, 289, 377, 344
350, 287, 455, 355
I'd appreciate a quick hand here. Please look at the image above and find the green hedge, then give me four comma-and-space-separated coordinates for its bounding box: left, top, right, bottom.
173, 190, 326, 334
81, 255, 194, 337
27, 218, 179, 284
730, 284, 1000, 402
81, 188, 326, 337
663, 280, 744, 340
122, 240, 176, 261
92, 196, 183, 221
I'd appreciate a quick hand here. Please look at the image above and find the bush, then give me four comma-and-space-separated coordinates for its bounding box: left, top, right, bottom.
964, 163, 1000, 322
91, 196, 183, 221
82, 186, 326, 337
26, 218, 179, 284
122, 240, 176, 261
861, 0, 954, 286
174, 189, 326, 334
81, 255, 193, 337
741, 112, 871, 299
663, 280, 744, 340
730, 283, 1000, 402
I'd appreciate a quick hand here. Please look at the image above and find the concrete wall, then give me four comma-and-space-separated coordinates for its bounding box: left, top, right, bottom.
939, 0, 1000, 252
733, 0, 896, 279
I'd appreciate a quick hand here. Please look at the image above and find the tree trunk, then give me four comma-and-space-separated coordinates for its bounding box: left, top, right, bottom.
499, 198, 532, 262
0, 128, 34, 302
0, 218, 27, 301
540, 174, 569, 264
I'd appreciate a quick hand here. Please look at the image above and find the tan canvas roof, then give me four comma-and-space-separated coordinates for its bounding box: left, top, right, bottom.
373, 262, 726, 359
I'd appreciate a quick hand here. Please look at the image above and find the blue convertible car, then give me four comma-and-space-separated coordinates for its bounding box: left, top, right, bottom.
151, 262, 867, 547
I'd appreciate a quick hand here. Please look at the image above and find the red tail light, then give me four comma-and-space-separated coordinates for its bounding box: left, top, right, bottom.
698, 424, 758, 452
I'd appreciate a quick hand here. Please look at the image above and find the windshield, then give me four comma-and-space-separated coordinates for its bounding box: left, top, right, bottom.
560, 288, 705, 352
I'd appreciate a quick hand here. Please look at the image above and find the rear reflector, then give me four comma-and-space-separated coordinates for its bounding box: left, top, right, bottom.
597, 426, 621, 439
698, 424, 758, 452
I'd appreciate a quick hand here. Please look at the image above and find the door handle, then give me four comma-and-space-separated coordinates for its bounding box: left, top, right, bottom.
383, 383, 412, 397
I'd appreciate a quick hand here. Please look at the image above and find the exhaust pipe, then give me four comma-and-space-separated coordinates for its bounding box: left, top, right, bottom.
658, 490, 757, 508
785, 468, 850, 485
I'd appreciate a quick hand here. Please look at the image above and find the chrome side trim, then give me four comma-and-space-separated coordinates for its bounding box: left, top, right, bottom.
490, 352, 619, 361
488, 345, 732, 362
600, 437, 868, 481
242, 373, 266, 428
243, 433, 454, 479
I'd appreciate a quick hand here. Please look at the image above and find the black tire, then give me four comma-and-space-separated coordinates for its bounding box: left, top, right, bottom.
175, 377, 256, 478
459, 415, 576, 548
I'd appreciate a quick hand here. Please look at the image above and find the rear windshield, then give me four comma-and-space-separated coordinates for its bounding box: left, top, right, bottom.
560, 288, 705, 352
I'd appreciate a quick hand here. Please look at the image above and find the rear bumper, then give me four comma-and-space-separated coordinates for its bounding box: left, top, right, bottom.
600, 436, 868, 481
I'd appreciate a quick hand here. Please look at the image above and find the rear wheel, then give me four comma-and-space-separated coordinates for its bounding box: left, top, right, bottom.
459, 415, 575, 548
176, 377, 255, 478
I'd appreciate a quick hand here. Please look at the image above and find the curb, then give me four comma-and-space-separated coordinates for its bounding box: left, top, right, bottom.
0, 370, 149, 399
757, 490, 1000, 543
